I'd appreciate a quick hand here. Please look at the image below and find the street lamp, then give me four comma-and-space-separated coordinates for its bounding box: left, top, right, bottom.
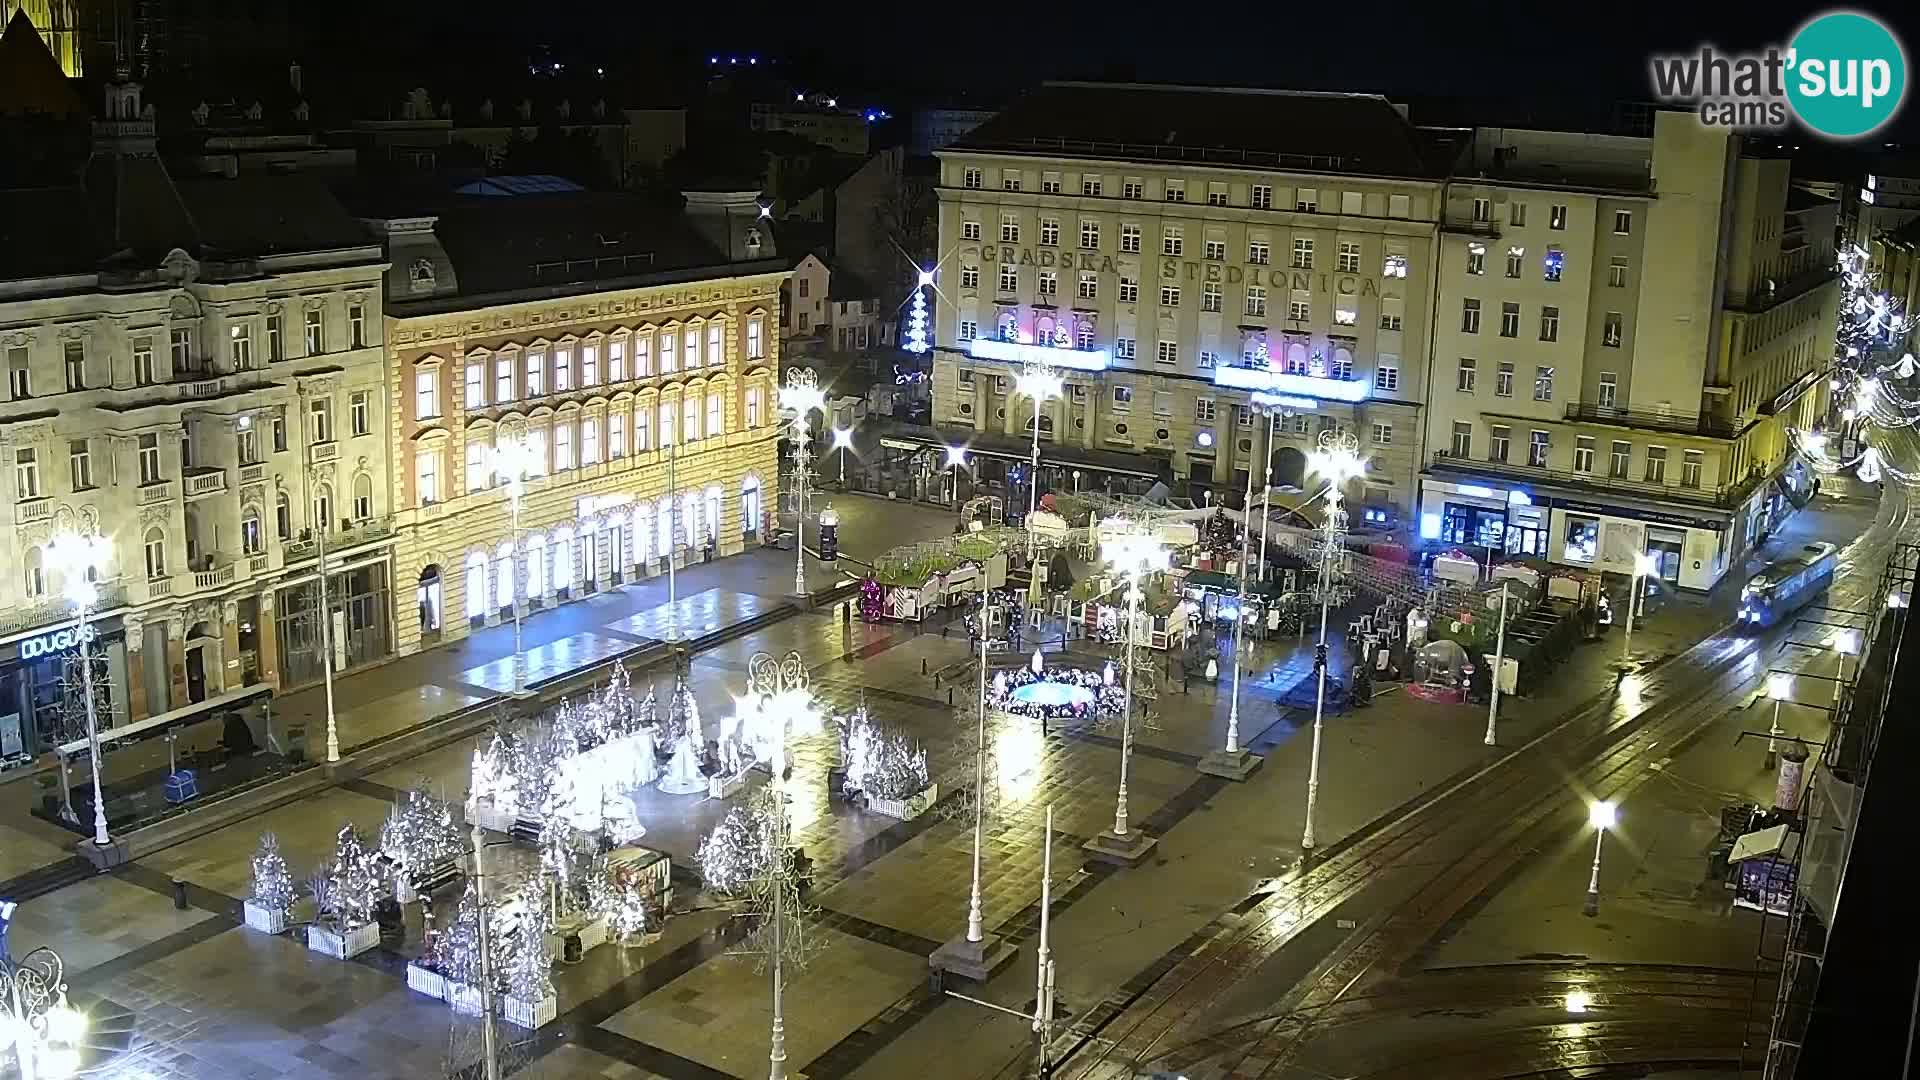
487, 436, 542, 697
944, 445, 969, 522
1301, 431, 1365, 852
1619, 552, 1658, 669
44, 531, 112, 848
831, 426, 854, 485
1484, 582, 1510, 747
0, 944, 88, 1080
1200, 426, 1263, 780
1765, 672, 1793, 770
1831, 628, 1861, 712
297, 383, 341, 763
1086, 521, 1169, 865
1015, 363, 1064, 557
780, 370, 827, 597
1582, 799, 1617, 917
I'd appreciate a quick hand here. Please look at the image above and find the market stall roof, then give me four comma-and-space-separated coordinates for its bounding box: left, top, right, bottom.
1730, 824, 1796, 864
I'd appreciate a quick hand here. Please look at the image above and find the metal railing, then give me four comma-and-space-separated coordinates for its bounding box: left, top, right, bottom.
282, 516, 395, 563
0, 582, 129, 635
1563, 401, 1738, 439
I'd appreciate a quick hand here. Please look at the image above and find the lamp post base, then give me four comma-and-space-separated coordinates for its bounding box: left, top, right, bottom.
1198, 747, 1264, 781
928, 932, 1017, 983
1083, 828, 1159, 868
1582, 889, 1600, 917
79, 835, 132, 869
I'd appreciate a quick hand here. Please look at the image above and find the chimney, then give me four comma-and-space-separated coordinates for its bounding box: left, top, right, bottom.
681, 190, 774, 262
288, 60, 302, 95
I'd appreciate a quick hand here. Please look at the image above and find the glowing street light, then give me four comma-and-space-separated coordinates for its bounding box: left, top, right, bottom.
1086, 522, 1170, 865
1200, 412, 1264, 780
1301, 432, 1365, 852
1765, 672, 1793, 769
1015, 363, 1065, 558
831, 426, 854, 484
44, 531, 112, 848
0, 944, 88, 1080
487, 436, 543, 696
780, 369, 827, 596
1832, 628, 1861, 712
1583, 800, 1617, 917
1620, 552, 1659, 669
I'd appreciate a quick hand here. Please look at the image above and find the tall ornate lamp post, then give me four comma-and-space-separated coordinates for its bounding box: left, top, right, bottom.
1582, 800, 1618, 917
831, 427, 854, 485
297, 383, 341, 762
1200, 430, 1264, 780
487, 436, 542, 696
1015, 363, 1063, 557
1301, 430, 1365, 853
45, 531, 112, 848
780, 370, 827, 597
1619, 552, 1658, 670
1249, 395, 1296, 584
0, 944, 88, 1080
1085, 521, 1169, 867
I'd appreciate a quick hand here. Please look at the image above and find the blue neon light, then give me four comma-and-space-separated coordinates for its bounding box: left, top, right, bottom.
1212, 365, 1370, 402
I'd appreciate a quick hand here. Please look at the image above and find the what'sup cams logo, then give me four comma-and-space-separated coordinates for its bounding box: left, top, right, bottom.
1650, 10, 1907, 139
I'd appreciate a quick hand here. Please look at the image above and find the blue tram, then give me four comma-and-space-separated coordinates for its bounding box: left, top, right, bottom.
1738, 542, 1838, 629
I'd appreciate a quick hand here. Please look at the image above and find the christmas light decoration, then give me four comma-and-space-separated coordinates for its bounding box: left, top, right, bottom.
904, 270, 931, 355
326, 823, 381, 928
840, 708, 930, 801
382, 789, 464, 882
697, 801, 779, 895
249, 831, 295, 917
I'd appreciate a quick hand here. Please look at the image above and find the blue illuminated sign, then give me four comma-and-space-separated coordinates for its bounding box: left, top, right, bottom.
968, 338, 1110, 371
1212, 365, 1370, 402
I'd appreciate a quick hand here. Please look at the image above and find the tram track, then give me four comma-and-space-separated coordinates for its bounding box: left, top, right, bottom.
1049, 489, 1908, 1080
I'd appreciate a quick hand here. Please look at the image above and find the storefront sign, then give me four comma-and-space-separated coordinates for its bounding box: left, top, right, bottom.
969, 338, 1110, 371
1555, 498, 1725, 533
879, 438, 922, 451
20, 624, 96, 660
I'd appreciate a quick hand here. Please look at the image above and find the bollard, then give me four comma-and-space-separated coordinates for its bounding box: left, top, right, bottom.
922, 658, 929, 675
172, 879, 189, 910
948, 687, 955, 705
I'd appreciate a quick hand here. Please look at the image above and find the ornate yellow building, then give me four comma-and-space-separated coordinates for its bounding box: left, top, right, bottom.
3, 0, 82, 76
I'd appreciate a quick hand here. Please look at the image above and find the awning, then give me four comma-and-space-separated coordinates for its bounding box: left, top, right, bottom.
60, 682, 273, 759
1730, 823, 1795, 864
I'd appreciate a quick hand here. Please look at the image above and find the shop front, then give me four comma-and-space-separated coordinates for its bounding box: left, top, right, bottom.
0, 615, 132, 768
274, 557, 395, 688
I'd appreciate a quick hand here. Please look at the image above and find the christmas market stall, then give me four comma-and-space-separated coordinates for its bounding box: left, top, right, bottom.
859, 530, 1023, 622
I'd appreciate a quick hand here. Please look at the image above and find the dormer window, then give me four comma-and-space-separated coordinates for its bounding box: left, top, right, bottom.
409, 257, 436, 292
745, 227, 762, 255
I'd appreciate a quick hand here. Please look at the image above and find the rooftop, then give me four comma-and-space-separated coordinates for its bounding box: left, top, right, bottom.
947, 82, 1448, 179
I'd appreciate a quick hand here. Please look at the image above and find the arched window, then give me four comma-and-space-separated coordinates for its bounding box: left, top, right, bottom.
657, 499, 674, 558
741, 477, 762, 537
630, 503, 651, 563
705, 486, 723, 547
525, 532, 547, 597
313, 482, 334, 534
275, 491, 292, 541
553, 526, 573, 587
22, 546, 44, 599
353, 473, 374, 520
1285, 341, 1309, 375
494, 543, 514, 609
464, 551, 487, 619
999, 312, 1019, 341
682, 491, 701, 547
143, 528, 167, 579
241, 506, 264, 554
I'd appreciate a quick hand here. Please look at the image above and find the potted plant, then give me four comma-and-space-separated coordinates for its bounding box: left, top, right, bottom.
242, 832, 294, 934
306, 824, 381, 959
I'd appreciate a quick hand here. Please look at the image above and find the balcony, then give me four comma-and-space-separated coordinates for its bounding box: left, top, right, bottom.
1426, 450, 1751, 509
1563, 401, 1738, 439
15, 498, 51, 524
139, 480, 175, 505
282, 515, 395, 564
191, 559, 237, 591
310, 441, 340, 464
0, 582, 129, 635
1442, 217, 1501, 239
183, 467, 228, 499
240, 463, 267, 485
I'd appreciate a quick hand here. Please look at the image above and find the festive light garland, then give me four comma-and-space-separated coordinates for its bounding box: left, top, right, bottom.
696, 801, 779, 895
840, 707, 930, 801
1796, 244, 1920, 484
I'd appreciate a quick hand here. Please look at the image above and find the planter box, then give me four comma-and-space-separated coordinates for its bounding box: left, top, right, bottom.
708, 772, 747, 800
547, 913, 609, 959
466, 800, 518, 833
406, 962, 447, 1000
866, 783, 938, 821
503, 990, 557, 1030
445, 981, 484, 1016
242, 899, 287, 935
307, 920, 380, 960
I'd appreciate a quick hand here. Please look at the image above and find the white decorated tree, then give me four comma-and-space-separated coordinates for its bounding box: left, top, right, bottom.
249, 832, 295, 917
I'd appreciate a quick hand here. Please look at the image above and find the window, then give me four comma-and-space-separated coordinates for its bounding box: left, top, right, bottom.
1162, 226, 1183, 256
1645, 445, 1667, 483
1041, 174, 1062, 195
1496, 362, 1515, 397
1164, 179, 1185, 202
62, 341, 85, 389
1375, 360, 1399, 392
1457, 358, 1477, 392
276, 492, 291, 539
272, 408, 287, 452
1249, 241, 1270, 265
1156, 340, 1178, 365
1160, 285, 1180, 307
1292, 238, 1314, 269
1549, 205, 1567, 230
958, 320, 977, 342
134, 337, 156, 385
415, 369, 440, 419
1153, 391, 1173, 418
608, 340, 625, 381
1245, 285, 1266, 316
1609, 441, 1631, 479
1371, 422, 1393, 445
1112, 386, 1134, 409
1119, 277, 1139, 303
1534, 366, 1555, 401
303, 308, 324, 354
1070, 271, 1095, 300
1338, 242, 1360, 273
526, 350, 547, 394
496, 356, 515, 401
466, 441, 487, 492
1081, 176, 1102, 196
682, 396, 700, 442
1001, 214, 1020, 243
1040, 218, 1059, 246
1529, 430, 1550, 467
1334, 306, 1357, 326
1289, 295, 1310, 322
999, 264, 1019, 292
1380, 298, 1404, 331
1204, 239, 1226, 261
1461, 298, 1481, 333
5, 349, 27, 400
465, 362, 486, 408
417, 448, 440, 502
582, 343, 600, 385
1608, 257, 1629, 288
1682, 450, 1703, 488
683, 328, 699, 370
1228, 404, 1250, 428
1574, 436, 1595, 473
747, 319, 765, 360
1123, 179, 1144, 199
1196, 398, 1216, 422
1202, 282, 1222, 312
1338, 190, 1362, 215
963, 167, 982, 189
609, 413, 627, 458
13, 449, 37, 499
707, 393, 724, 438
1598, 372, 1618, 408
349, 303, 367, 348
1500, 302, 1520, 337
963, 220, 982, 241
1539, 306, 1560, 342
1207, 182, 1228, 206
1080, 220, 1099, 249
1077, 322, 1095, 350
1251, 185, 1273, 209
1506, 246, 1524, 278
351, 390, 370, 436
352, 475, 373, 520
1197, 350, 1218, 370
170, 327, 193, 374
1039, 270, 1058, 296
636, 406, 652, 450
1383, 251, 1408, 278
1295, 188, 1318, 212
1003, 173, 1021, 192
68, 439, 91, 489
138, 433, 162, 483
1471, 197, 1491, 223
144, 529, 166, 580
1451, 421, 1472, 457
1120, 224, 1141, 253
1489, 425, 1511, 462
266, 315, 283, 362
1613, 210, 1632, 235
1543, 248, 1564, 282
1603, 312, 1623, 348
242, 509, 263, 555
309, 395, 333, 443
1116, 337, 1135, 360
548, 421, 573, 470
1466, 244, 1486, 275
1510, 201, 1528, 226
582, 416, 601, 464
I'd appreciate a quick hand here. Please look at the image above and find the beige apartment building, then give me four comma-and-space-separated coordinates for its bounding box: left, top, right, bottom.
360, 187, 786, 658
930, 83, 1444, 526
1422, 112, 1837, 592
